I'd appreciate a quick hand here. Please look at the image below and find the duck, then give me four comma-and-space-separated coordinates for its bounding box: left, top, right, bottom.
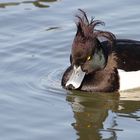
61, 9, 140, 92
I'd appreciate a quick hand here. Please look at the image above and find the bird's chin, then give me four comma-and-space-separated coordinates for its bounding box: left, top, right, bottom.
85, 70, 95, 75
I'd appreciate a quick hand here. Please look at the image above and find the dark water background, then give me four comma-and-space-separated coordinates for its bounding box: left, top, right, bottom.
0, 0, 140, 140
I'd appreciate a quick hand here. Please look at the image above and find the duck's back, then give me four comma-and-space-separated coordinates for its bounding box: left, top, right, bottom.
114, 39, 140, 71
101, 39, 140, 71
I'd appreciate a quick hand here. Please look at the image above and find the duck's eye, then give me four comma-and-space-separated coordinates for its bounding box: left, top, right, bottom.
87, 56, 91, 61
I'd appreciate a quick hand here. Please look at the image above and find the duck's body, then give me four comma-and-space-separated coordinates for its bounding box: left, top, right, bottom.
62, 41, 140, 92
61, 9, 140, 92
118, 69, 140, 91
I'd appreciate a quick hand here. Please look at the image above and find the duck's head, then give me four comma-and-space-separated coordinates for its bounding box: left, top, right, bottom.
66, 9, 116, 89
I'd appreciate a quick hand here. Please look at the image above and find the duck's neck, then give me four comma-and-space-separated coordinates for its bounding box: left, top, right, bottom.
81, 53, 120, 92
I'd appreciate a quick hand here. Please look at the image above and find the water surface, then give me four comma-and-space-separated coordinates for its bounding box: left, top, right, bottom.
0, 0, 140, 140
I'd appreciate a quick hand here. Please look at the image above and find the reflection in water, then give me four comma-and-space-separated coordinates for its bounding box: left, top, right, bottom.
0, 0, 57, 8
0, 2, 20, 8
66, 91, 140, 140
32, 1, 49, 8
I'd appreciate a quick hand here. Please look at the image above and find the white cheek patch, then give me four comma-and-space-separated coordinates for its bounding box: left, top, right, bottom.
66, 66, 85, 89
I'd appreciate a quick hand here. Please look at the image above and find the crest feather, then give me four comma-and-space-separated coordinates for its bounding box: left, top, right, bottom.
75, 9, 116, 47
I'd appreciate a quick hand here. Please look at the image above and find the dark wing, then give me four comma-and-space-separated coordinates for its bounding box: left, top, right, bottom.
102, 39, 140, 71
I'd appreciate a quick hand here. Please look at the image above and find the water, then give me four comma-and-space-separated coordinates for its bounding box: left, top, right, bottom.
0, 0, 140, 140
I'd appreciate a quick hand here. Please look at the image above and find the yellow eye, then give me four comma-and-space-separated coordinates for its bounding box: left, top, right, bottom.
87, 56, 91, 61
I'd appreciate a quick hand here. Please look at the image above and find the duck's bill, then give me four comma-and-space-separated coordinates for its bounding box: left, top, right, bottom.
66, 66, 85, 89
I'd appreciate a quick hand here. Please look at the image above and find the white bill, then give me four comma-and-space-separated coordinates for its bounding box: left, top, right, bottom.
66, 66, 85, 89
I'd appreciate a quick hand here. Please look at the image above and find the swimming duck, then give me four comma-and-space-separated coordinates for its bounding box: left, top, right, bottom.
61, 9, 140, 92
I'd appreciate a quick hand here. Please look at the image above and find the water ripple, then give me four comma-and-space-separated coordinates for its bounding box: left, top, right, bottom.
40, 68, 65, 95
